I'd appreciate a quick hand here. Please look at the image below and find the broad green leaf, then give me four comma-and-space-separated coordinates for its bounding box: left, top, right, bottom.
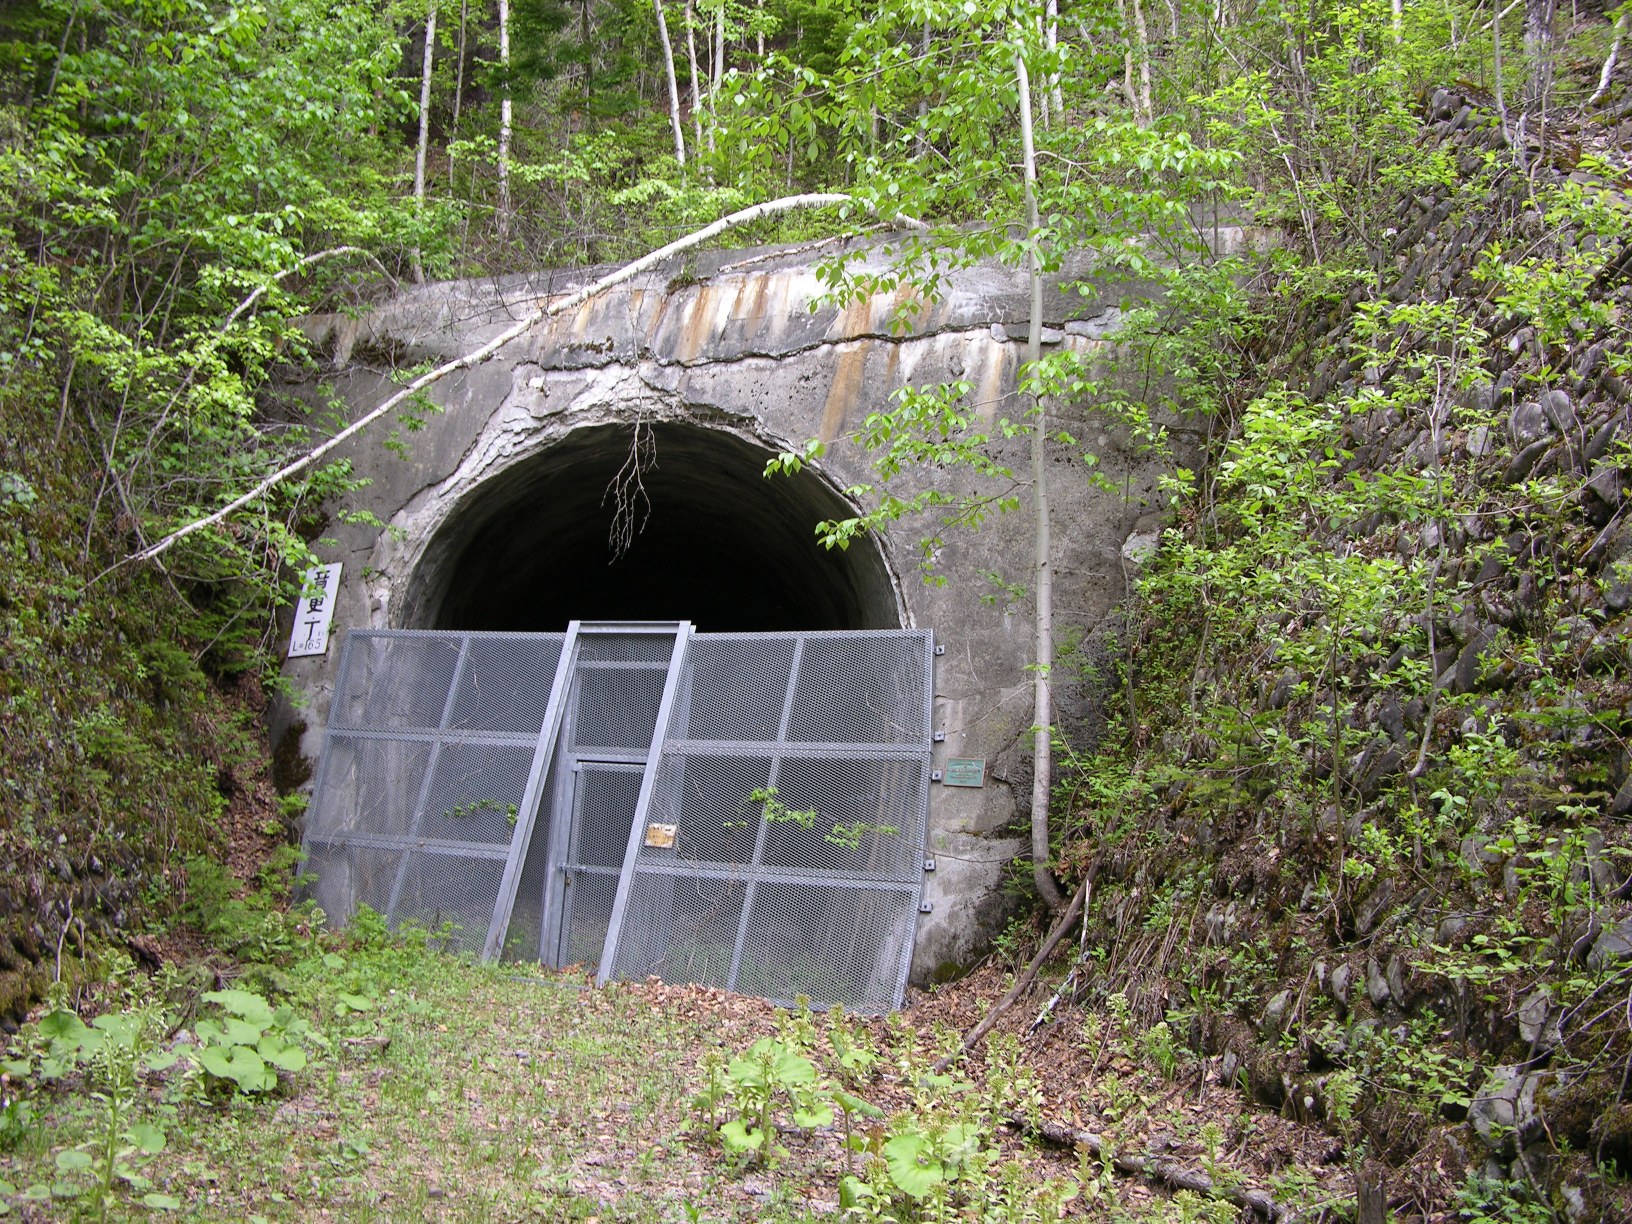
38, 1011, 88, 1046
718, 1120, 764, 1153
202, 990, 274, 1027
142, 1192, 182, 1210
258, 1035, 307, 1072
92, 1013, 141, 1045
223, 1018, 264, 1046
883, 1131, 942, 1199
336, 993, 373, 1012
196, 1044, 274, 1092
791, 1101, 833, 1129
143, 1049, 179, 1072
126, 1123, 166, 1154
55, 1150, 93, 1173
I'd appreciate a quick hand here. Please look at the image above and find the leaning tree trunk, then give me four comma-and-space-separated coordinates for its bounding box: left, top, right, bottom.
1016, 45, 1067, 913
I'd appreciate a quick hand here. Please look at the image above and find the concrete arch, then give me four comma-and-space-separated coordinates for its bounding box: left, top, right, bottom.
398, 420, 906, 633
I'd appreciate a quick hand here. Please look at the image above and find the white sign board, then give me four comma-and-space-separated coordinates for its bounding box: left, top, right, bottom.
288, 563, 342, 658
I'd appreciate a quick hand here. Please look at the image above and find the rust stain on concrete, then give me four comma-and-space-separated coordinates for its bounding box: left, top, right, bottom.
820, 342, 871, 442
677, 284, 719, 363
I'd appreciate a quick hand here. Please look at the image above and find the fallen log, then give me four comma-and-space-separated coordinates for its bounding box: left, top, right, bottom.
1015, 1114, 1305, 1221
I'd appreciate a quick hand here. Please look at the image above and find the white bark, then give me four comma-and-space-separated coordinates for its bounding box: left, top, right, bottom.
708, 1, 722, 155
685, 2, 704, 153
497, 0, 513, 235
1016, 47, 1066, 913
1045, 0, 1064, 119
653, 0, 687, 170
1589, 8, 1626, 105
413, 5, 437, 283
129, 195, 927, 566
1131, 0, 1153, 122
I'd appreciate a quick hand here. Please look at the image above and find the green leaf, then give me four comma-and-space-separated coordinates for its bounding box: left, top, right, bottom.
1, 1058, 31, 1077
55, 1150, 93, 1173
201, 990, 274, 1027
142, 1192, 182, 1210
791, 1101, 834, 1129
38, 1010, 88, 1046
833, 1088, 884, 1119
143, 1049, 179, 1072
718, 1120, 764, 1153
126, 1123, 166, 1155
883, 1131, 942, 1199
196, 1044, 275, 1092
223, 1018, 265, 1045
258, 1035, 307, 1073
336, 993, 373, 1013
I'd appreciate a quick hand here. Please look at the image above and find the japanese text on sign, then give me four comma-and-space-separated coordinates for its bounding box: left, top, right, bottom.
287, 564, 342, 658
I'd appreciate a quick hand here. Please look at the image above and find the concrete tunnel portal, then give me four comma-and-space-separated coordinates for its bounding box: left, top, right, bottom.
402, 421, 905, 634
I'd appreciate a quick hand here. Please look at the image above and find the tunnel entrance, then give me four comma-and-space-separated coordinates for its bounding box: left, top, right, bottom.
405, 422, 901, 632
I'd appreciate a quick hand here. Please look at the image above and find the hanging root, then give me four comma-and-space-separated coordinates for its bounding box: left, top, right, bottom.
604, 418, 656, 562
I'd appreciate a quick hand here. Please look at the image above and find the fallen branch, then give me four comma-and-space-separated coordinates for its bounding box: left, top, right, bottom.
932, 865, 1095, 1073
127, 194, 925, 567
1017, 1114, 1303, 1221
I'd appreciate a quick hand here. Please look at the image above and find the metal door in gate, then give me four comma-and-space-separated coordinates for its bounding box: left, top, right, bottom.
487, 622, 687, 968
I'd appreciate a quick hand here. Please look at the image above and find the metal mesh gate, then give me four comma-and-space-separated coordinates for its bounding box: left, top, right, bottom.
301, 624, 933, 1010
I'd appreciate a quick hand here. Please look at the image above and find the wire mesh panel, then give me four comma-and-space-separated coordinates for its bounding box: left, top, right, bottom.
602, 631, 934, 1012
302, 630, 566, 955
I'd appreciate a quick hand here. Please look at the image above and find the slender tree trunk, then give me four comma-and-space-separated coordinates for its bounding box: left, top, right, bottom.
1521, 0, 1556, 144
1117, 0, 1139, 120
709, 1, 723, 155
654, 0, 688, 172
1392, 0, 1403, 42
756, 0, 764, 57
685, 3, 704, 156
451, 0, 467, 136
1045, 0, 1064, 120
581, 0, 593, 96
1494, 0, 1512, 143
1131, 0, 1153, 122
413, 5, 437, 283
1016, 46, 1066, 914
497, 0, 514, 237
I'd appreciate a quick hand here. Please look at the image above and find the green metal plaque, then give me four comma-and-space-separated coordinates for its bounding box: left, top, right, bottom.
942, 758, 986, 788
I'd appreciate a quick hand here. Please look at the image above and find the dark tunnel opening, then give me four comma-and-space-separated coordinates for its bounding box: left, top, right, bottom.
405, 422, 902, 633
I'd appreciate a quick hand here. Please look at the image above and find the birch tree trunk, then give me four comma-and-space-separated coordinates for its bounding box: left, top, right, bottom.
1131, 0, 1154, 122
653, 0, 688, 171
412, 5, 437, 283
496, 0, 513, 237
1521, 0, 1557, 143
685, 3, 704, 156
451, 0, 467, 136
1016, 45, 1067, 914
1045, 0, 1064, 120
708, 1, 723, 155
